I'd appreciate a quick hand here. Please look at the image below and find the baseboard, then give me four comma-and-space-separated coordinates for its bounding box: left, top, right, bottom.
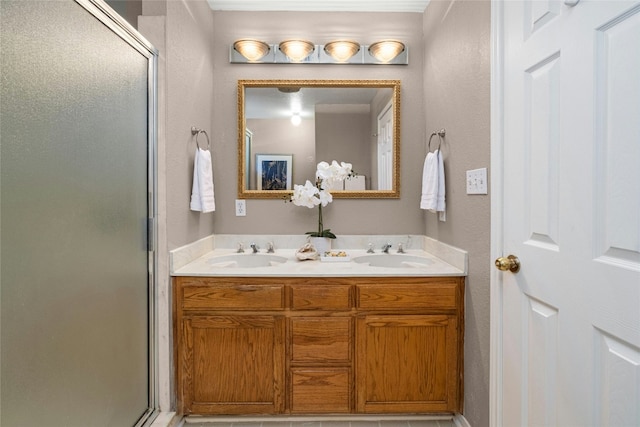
453, 413, 472, 427
149, 412, 178, 427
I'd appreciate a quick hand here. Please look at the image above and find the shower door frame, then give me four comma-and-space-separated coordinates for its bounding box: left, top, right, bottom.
75, 1, 160, 425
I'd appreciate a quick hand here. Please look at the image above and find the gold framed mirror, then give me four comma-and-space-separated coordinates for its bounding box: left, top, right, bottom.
238, 79, 400, 199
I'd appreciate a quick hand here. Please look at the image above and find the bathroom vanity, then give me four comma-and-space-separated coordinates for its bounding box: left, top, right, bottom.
172, 240, 466, 417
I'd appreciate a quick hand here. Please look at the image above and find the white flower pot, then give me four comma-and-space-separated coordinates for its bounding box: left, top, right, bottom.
309, 237, 332, 255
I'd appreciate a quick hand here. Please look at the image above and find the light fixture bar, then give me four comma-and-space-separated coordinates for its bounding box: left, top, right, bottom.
230, 42, 408, 65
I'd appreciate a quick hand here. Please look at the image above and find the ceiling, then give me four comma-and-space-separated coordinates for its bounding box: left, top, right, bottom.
207, 0, 431, 13
245, 86, 387, 120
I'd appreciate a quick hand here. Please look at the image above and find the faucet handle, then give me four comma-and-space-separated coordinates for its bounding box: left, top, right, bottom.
267, 242, 275, 253
237, 243, 245, 253
397, 243, 405, 253
367, 243, 375, 253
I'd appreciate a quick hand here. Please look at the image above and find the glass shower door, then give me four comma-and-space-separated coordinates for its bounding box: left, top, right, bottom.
1, 0, 157, 425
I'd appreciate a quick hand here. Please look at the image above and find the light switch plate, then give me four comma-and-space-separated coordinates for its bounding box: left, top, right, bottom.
466, 168, 488, 195
235, 199, 246, 216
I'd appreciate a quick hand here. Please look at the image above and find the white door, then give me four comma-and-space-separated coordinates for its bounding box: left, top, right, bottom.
377, 100, 393, 190
492, 1, 640, 426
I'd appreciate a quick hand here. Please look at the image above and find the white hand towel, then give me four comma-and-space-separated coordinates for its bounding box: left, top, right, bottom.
190, 147, 215, 213
420, 149, 445, 214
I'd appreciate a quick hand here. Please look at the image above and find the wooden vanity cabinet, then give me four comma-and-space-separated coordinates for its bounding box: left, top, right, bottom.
355, 278, 464, 413
174, 276, 464, 416
174, 277, 286, 415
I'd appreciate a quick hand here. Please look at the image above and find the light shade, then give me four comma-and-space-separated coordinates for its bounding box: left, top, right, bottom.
279, 40, 315, 62
233, 39, 270, 61
324, 40, 360, 62
368, 40, 405, 63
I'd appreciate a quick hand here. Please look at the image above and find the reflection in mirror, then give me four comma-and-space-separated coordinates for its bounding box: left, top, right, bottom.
238, 80, 400, 199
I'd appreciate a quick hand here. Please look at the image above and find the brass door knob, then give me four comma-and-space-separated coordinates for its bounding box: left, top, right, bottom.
495, 255, 520, 273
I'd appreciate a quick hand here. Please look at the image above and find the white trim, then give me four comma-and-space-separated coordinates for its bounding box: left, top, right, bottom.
150, 412, 179, 427
207, 0, 429, 13
453, 413, 472, 427
489, 0, 505, 426
138, 14, 171, 414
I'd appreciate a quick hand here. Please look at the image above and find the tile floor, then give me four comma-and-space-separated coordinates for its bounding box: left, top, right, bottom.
181, 416, 455, 427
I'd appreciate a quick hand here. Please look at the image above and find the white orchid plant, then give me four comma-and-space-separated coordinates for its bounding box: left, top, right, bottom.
290, 160, 354, 239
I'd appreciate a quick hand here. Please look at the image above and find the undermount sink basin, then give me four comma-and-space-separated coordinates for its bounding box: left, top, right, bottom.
207, 254, 287, 268
353, 254, 433, 268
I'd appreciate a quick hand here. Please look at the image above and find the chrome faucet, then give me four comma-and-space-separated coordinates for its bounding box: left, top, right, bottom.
382, 243, 392, 254
266, 242, 275, 253
250, 243, 259, 253
237, 243, 245, 253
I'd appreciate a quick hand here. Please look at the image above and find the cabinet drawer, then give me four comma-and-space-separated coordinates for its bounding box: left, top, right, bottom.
357, 282, 457, 310
290, 317, 351, 363
290, 368, 351, 413
290, 284, 351, 310
182, 283, 284, 310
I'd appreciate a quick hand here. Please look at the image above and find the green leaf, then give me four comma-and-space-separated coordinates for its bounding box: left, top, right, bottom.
305, 230, 337, 239
320, 229, 337, 239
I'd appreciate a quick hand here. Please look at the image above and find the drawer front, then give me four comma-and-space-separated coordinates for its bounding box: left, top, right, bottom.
291, 317, 352, 363
290, 284, 351, 310
357, 283, 457, 310
182, 284, 284, 310
290, 368, 352, 413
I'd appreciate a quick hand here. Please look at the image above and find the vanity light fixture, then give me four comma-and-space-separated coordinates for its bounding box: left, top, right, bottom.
230, 39, 408, 64
290, 113, 302, 126
324, 40, 360, 62
279, 39, 315, 62
368, 40, 406, 63
233, 39, 270, 62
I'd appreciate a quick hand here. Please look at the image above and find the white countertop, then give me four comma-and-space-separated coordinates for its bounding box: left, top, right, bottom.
171, 247, 465, 277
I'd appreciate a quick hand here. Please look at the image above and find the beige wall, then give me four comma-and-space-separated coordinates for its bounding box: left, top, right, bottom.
246, 118, 316, 189
152, 0, 216, 249
423, 2, 492, 426
210, 11, 427, 237
316, 111, 372, 185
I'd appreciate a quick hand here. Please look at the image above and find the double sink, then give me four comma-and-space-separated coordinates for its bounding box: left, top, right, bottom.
207, 252, 434, 269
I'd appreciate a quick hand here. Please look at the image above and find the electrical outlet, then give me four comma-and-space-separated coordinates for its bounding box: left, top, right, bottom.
466, 168, 488, 195
235, 199, 246, 216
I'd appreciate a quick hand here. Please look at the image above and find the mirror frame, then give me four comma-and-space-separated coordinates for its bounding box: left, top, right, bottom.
237, 79, 401, 199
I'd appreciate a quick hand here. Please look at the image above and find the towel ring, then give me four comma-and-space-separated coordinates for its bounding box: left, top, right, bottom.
191, 126, 210, 150
427, 129, 446, 152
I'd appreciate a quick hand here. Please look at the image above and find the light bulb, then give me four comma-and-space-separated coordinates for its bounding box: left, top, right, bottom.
368, 40, 405, 63
233, 39, 270, 61
324, 40, 360, 62
279, 40, 315, 62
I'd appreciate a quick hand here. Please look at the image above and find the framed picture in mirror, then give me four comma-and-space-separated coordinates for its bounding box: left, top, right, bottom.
256, 154, 292, 190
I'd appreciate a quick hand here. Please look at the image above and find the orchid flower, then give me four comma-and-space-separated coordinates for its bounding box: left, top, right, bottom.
290, 160, 356, 239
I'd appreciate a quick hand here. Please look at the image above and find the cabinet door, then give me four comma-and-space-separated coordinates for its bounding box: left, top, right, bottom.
179, 315, 285, 414
356, 315, 460, 413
